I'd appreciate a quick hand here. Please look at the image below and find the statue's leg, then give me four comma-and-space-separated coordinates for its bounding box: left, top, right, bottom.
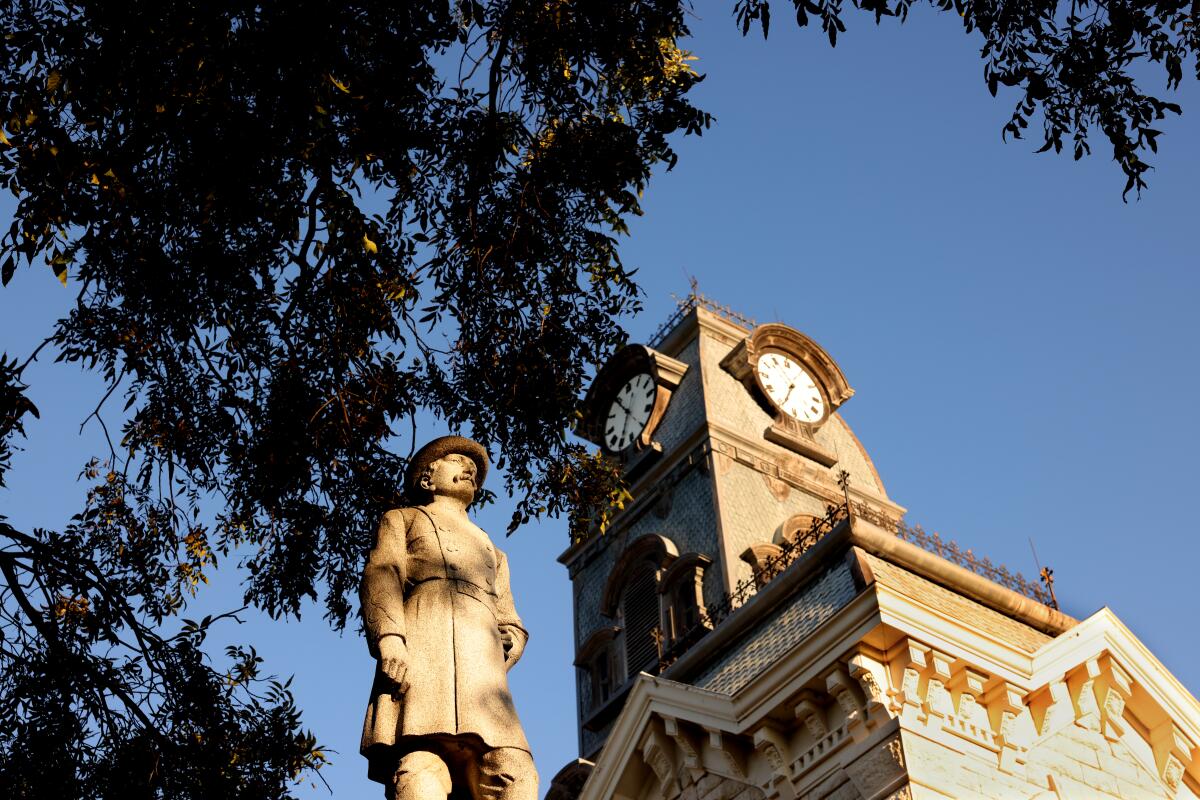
469, 747, 538, 800
391, 750, 453, 800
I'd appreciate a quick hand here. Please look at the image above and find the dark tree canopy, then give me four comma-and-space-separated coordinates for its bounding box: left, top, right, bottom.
0, 0, 1192, 797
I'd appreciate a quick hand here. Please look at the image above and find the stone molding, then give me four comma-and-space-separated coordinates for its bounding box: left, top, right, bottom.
575, 626, 622, 667
546, 759, 595, 800
558, 416, 907, 573
706, 422, 905, 525
654, 305, 749, 356
576, 598, 903, 800
719, 323, 854, 424
848, 517, 1075, 635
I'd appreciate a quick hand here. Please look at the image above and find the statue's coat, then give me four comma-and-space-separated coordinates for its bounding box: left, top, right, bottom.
360, 506, 530, 770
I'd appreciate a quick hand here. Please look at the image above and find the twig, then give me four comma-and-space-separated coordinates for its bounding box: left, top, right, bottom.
17, 334, 55, 373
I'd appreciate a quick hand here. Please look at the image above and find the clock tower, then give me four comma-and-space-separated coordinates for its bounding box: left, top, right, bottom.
559, 299, 905, 759
548, 297, 1200, 800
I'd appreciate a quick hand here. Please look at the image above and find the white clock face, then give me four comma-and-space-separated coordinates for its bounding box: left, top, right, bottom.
756, 353, 825, 423
604, 373, 656, 452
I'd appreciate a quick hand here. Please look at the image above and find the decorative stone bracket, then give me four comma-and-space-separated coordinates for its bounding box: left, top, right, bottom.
640, 722, 683, 800
752, 723, 796, 800
657, 714, 756, 788
885, 636, 1199, 796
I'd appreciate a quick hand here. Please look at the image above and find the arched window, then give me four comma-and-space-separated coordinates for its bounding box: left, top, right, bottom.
575, 627, 620, 713
600, 534, 679, 679
740, 543, 784, 590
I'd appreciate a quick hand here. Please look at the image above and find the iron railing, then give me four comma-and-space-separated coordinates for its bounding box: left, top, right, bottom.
648, 281, 758, 348
892, 520, 1056, 607
848, 501, 1056, 608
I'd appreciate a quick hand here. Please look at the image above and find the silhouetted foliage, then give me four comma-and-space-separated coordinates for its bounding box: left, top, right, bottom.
0, 515, 324, 799
0, 355, 38, 488
0, 1, 705, 794
0, 0, 1193, 796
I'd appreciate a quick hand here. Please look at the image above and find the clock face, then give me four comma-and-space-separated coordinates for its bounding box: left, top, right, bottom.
604, 373, 657, 452
756, 353, 825, 423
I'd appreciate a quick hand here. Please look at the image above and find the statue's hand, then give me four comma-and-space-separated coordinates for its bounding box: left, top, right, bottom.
499, 624, 526, 670
378, 635, 409, 691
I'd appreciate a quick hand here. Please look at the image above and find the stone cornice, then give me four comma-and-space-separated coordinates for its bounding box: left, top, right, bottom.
577, 587, 899, 800
656, 306, 750, 357
728, 588, 883, 730
871, 574, 1043, 686
848, 516, 1077, 636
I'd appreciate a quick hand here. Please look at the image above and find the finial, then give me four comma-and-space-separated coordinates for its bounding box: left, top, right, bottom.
837, 469, 852, 514
1039, 566, 1058, 610
1028, 537, 1059, 610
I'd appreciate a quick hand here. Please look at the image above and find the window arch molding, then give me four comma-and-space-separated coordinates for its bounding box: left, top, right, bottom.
574, 626, 621, 667
777, 512, 822, 546
599, 534, 679, 618
659, 552, 712, 644
574, 626, 621, 713
658, 551, 712, 592
600, 534, 679, 682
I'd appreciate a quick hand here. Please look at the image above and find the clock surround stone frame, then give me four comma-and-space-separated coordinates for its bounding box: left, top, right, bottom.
720, 323, 855, 467
581, 344, 689, 457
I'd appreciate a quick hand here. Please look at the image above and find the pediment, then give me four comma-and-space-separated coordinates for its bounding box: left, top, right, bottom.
1023, 607, 1200, 797
579, 675, 743, 800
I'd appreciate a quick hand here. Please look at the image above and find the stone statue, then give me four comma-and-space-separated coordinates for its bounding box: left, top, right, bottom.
360, 436, 538, 800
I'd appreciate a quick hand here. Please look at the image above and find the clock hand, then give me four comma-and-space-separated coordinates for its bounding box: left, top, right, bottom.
775, 366, 798, 407
621, 408, 637, 442
781, 379, 797, 406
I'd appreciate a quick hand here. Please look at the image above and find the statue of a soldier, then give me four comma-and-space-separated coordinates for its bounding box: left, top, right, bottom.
360, 436, 538, 800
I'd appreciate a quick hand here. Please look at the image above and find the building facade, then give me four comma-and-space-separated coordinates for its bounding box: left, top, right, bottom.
547, 301, 1200, 800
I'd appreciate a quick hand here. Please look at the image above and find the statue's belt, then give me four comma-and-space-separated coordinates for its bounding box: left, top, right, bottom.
409, 577, 498, 618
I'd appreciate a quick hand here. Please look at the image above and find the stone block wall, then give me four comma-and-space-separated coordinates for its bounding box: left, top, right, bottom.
654, 337, 704, 455
710, 450, 831, 589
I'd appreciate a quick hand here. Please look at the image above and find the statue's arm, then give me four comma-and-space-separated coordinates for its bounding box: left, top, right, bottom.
361, 508, 408, 659
493, 549, 528, 670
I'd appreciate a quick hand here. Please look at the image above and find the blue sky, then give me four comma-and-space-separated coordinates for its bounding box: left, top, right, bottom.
1, 6, 1197, 798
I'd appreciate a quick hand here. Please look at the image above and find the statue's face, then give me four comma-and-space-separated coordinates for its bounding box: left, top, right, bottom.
422, 453, 478, 502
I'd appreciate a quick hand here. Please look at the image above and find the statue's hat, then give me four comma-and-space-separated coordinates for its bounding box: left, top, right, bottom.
406, 435, 489, 494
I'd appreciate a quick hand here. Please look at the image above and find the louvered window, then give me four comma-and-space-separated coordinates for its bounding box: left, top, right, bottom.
621, 563, 660, 679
